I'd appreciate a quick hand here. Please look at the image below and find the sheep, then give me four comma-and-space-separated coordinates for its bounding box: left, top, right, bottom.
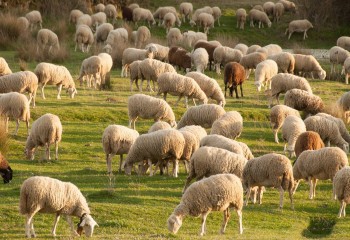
104, 4, 118, 24
25, 10, 42, 31
210, 111, 243, 139
189, 6, 213, 27
285, 19, 313, 40
91, 12, 107, 30
133, 7, 156, 28
177, 129, 200, 174
214, 46, 243, 75
252, 5, 264, 11
17, 16, 30, 31
196, 12, 214, 34
122, 6, 133, 23
176, 104, 226, 129
168, 46, 191, 72
97, 52, 113, 88
265, 73, 312, 107
263, 1, 275, 17
124, 129, 185, 177
19, 176, 98, 238
138, 58, 176, 92
236, 8, 247, 30
257, 44, 283, 56
273, 2, 284, 22
234, 43, 248, 55
239, 52, 267, 78
177, 125, 207, 142
166, 28, 183, 47
293, 54, 326, 79
121, 47, 156, 77
128, 94, 176, 130
185, 71, 225, 106
249, 9, 271, 28
103, 28, 128, 53
277, 0, 296, 12
0, 152, 12, 184
153, 7, 180, 27
342, 56, 350, 84
238, 142, 255, 160
316, 112, 350, 145
329, 46, 350, 76
337, 91, 350, 123
267, 52, 295, 73
157, 72, 208, 108
182, 30, 207, 48
254, 59, 278, 91
148, 121, 172, 133
129, 60, 142, 91
223, 62, 246, 98
193, 41, 217, 71
0, 71, 38, 107
134, 26, 151, 48
145, 43, 169, 62
36, 29, 60, 55
69, 9, 83, 25
162, 12, 177, 33
294, 131, 325, 158
284, 89, 324, 116
167, 173, 243, 236
76, 14, 92, 28
293, 147, 348, 199
243, 153, 294, 209
0, 57, 12, 76
247, 44, 262, 54
0, 92, 30, 135
304, 115, 349, 152
95, 23, 113, 47
281, 115, 306, 158
333, 166, 350, 217
34, 62, 77, 99
191, 47, 209, 73
74, 24, 94, 53
337, 36, 350, 51
211, 6, 222, 26
77, 56, 102, 89
128, 3, 140, 10
102, 125, 139, 175
25, 113, 62, 161
200, 134, 244, 156
94, 3, 105, 12
179, 2, 193, 23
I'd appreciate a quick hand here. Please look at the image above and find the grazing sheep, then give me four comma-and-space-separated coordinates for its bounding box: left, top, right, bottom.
95, 23, 113, 47
135, 26, 151, 48
316, 112, 350, 144
157, 72, 208, 108
34, 62, 77, 99
0, 57, 12, 76
304, 115, 349, 152
267, 52, 295, 73
197, 12, 214, 34
128, 3, 140, 10
293, 54, 326, 79
224, 62, 246, 98
179, 2, 193, 23
193, 41, 217, 71
281, 115, 306, 157
337, 91, 350, 123
333, 166, 350, 217
285, 19, 313, 40
211, 6, 222, 26
253, 5, 264, 11
102, 125, 139, 174
243, 153, 294, 209
145, 43, 169, 62
257, 44, 283, 57
278, 0, 296, 12
265, 73, 312, 107
91, 12, 107, 30
128, 61, 141, 91
177, 104, 225, 129
239, 52, 267, 78
177, 129, 200, 173
0, 92, 30, 135
0, 152, 12, 183
168, 47, 191, 72
249, 9, 271, 28
97, 52, 113, 88
19, 176, 98, 238
76, 14, 92, 28
247, 44, 262, 54
128, 94, 176, 129
162, 12, 177, 33
293, 147, 348, 199
25, 10, 42, 31
94, 3, 105, 12
191, 47, 209, 73
273, 2, 284, 22
148, 121, 172, 133
210, 111, 243, 140
133, 7, 156, 28
263, 1, 275, 17
104, 4, 118, 24
182, 30, 207, 48
69, 9, 84, 24
25, 113, 62, 161
214, 46, 243, 75
36, 29, 60, 55
153, 7, 180, 27
122, 6, 133, 22
284, 89, 324, 116
177, 125, 207, 142
294, 131, 325, 158
200, 134, 244, 156
168, 174, 243, 236
234, 43, 248, 55
74, 24, 94, 53
189, 6, 213, 26
121, 47, 156, 77
236, 8, 247, 30
337, 36, 350, 51
166, 28, 183, 47
238, 142, 255, 160
17, 16, 30, 31
103, 28, 128, 54
77, 56, 102, 89
0, 71, 38, 107
329, 46, 350, 75
254, 59, 278, 91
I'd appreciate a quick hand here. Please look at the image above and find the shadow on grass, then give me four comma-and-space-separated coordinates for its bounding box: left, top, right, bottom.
302, 216, 337, 238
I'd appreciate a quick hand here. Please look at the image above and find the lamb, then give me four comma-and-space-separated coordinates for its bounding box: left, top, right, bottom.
102, 125, 139, 175
263, 1, 275, 17
133, 7, 156, 28
145, 43, 169, 62
214, 46, 243, 75
167, 174, 243, 236
166, 28, 183, 47
135, 26, 151, 48
333, 166, 350, 217
337, 91, 350, 123
329, 46, 350, 76
211, 6, 222, 26
293, 54, 326, 79
162, 12, 177, 33
249, 9, 272, 28
200, 134, 244, 156
342, 56, 350, 84
77, 56, 102, 89
69, 9, 83, 25
157, 72, 208, 108
182, 30, 207, 48
19, 176, 98, 238
267, 52, 295, 74
25, 10, 42, 31
179, 2, 193, 23
183, 146, 247, 192
265, 73, 312, 107
0, 152, 12, 183
36, 29, 60, 54
224, 62, 246, 98
281, 115, 306, 157
210, 111, 243, 140
0, 92, 30, 135
304, 115, 349, 152
284, 89, 324, 116
104, 4, 118, 24
277, 0, 297, 12
168, 46, 191, 72
191, 47, 209, 73
285, 19, 313, 40
148, 121, 172, 133
236, 8, 247, 30
185, 71, 225, 106
254, 59, 278, 91
176, 104, 226, 129
257, 44, 283, 56
121, 47, 156, 78
91, 12, 107, 30
294, 131, 325, 158
94, 3, 105, 12
273, 2, 284, 22
97, 52, 113, 88
128, 94, 176, 129
193, 41, 217, 71
74, 24, 94, 53
123, 129, 185, 177
25, 113, 62, 161
196, 12, 214, 34
293, 147, 348, 199
316, 112, 350, 144
239, 52, 267, 78
0, 57, 12, 76
0, 71, 38, 107
243, 153, 294, 209
337, 36, 350, 51
76, 14, 92, 28
247, 44, 262, 54
34, 62, 77, 99
95, 23, 113, 47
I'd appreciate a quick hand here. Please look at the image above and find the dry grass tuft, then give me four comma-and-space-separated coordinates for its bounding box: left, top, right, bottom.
0, 13, 23, 49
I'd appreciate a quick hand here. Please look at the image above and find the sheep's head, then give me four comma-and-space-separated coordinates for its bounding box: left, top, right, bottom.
254, 81, 263, 92
67, 87, 77, 98
103, 44, 112, 54
77, 214, 98, 237
342, 143, 349, 153
318, 70, 326, 80
189, 20, 196, 27
0, 166, 12, 184
267, 21, 272, 28
124, 163, 133, 175
24, 147, 35, 161
167, 214, 182, 234
170, 121, 177, 128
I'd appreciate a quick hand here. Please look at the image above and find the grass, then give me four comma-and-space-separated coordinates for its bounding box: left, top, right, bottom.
1, 1, 350, 239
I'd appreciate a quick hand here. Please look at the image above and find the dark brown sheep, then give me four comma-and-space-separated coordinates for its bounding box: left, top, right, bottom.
294, 131, 325, 159
0, 152, 12, 184
168, 46, 191, 72
193, 41, 217, 71
122, 6, 133, 22
224, 62, 246, 98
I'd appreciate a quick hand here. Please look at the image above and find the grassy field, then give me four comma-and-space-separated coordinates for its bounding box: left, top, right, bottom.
1, 1, 350, 239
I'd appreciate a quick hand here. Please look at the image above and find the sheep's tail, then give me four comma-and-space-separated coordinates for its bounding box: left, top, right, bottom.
19, 189, 28, 215
288, 58, 295, 74
281, 169, 294, 192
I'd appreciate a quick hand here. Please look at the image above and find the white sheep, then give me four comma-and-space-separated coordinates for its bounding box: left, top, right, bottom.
263, 1, 275, 17
337, 91, 350, 123
0, 92, 30, 135
135, 26, 151, 48
182, 30, 207, 48
200, 134, 244, 156
25, 113, 62, 161
267, 52, 295, 73
133, 7, 156, 28
103, 28, 128, 54
34, 62, 77, 99
91, 12, 107, 30
316, 112, 350, 145
212, 6, 222, 26
277, 0, 296, 12
74, 24, 94, 53
254, 59, 278, 91
77, 56, 102, 89
333, 166, 350, 217
157, 72, 208, 108
189, 6, 213, 27
281, 115, 306, 157
293, 147, 348, 199
104, 4, 118, 24
145, 43, 169, 62
213, 46, 243, 75
167, 173, 243, 236
0, 57, 12, 76
94, 3, 105, 12
284, 89, 324, 116
102, 125, 139, 175
342, 56, 350, 84
177, 128, 200, 174
179, 2, 193, 23
129, 60, 142, 91
121, 47, 156, 77
285, 19, 313, 40
247, 44, 261, 54
25, 10, 42, 31
337, 36, 350, 51
211, 111, 243, 140
249, 9, 271, 28
19, 176, 98, 238
153, 7, 180, 27
177, 125, 207, 142
17, 16, 30, 31
128, 93, 176, 129
36, 29, 60, 55
95, 23, 113, 47
236, 8, 247, 30
128, 3, 140, 10
76, 14, 92, 28
234, 43, 248, 55
69, 9, 83, 25
148, 121, 172, 133
97, 52, 113, 88
293, 54, 326, 79
166, 28, 183, 47
162, 12, 177, 33
191, 47, 209, 73
257, 44, 283, 56
239, 52, 267, 78
329, 46, 350, 76
197, 12, 214, 34
273, 2, 284, 22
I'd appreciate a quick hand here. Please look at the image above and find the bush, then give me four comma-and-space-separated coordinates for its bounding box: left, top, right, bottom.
0, 13, 23, 50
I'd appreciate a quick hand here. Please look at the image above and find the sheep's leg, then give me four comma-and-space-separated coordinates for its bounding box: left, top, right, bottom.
215, 63, 221, 75
288, 32, 292, 40
200, 212, 209, 236
240, 84, 243, 97
258, 187, 264, 204
312, 178, 318, 199
244, 187, 252, 206
289, 187, 294, 210
54, 140, 59, 160
346, 74, 349, 85
15, 119, 20, 135
25, 211, 37, 238
26, 119, 29, 135
339, 201, 346, 217
192, 98, 196, 106
119, 154, 124, 174
174, 96, 182, 106
303, 31, 307, 40
51, 213, 60, 236
4, 117, 9, 133
220, 208, 230, 234
278, 186, 284, 209
148, 159, 153, 176
273, 128, 279, 143
183, 174, 195, 194
66, 215, 79, 236
308, 177, 314, 199
46, 142, 51, 160
237, 209, 243, 234
293, 180, 300, 195
184, 96, 188, 108
56, 84, 63, 99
